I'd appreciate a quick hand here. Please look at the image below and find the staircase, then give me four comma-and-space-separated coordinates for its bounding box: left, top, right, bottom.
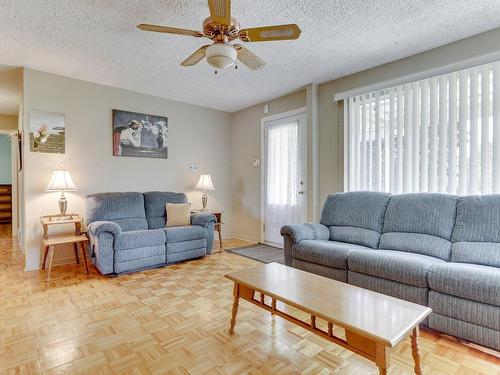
0, 185, 12, 224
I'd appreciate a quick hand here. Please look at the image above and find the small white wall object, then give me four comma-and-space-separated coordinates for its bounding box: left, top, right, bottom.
264, 104, 269, 114
253, 159, 260, 167
189, 164, 198, 172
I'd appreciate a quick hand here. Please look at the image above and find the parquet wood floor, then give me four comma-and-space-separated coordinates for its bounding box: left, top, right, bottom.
0, 226, 499, 374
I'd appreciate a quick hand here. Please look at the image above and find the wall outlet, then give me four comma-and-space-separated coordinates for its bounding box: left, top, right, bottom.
253, 159, 260, 167
189, 163, 198, 172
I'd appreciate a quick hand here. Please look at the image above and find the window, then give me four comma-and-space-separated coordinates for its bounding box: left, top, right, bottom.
345, 61, 500, 195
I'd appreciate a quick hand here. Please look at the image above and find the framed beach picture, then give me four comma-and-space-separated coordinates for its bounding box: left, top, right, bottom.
112, 109, 168, 159
29, 110, 65, 154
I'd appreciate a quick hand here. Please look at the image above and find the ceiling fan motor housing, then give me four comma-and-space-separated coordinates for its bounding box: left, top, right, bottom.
206, 43, 237, 69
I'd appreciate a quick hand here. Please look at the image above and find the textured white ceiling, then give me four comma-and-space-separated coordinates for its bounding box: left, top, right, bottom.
1, 0, 500, 112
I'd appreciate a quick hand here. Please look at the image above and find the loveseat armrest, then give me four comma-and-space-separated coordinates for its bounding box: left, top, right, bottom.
190, 212, 216, 228
87, 221, 122, 275
280, 223, 330, 243
87, 221, 122, 238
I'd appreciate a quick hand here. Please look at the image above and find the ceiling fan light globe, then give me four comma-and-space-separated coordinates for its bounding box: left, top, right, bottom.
206, 43, 237, 69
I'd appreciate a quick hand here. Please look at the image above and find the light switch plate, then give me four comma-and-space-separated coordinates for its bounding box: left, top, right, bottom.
189, 164, 198, 172
253, 159, 260, 167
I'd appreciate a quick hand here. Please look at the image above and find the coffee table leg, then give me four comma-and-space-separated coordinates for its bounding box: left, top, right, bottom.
375, 343, 388, 375
229, 283, 240, 334
411, 327, 423, 375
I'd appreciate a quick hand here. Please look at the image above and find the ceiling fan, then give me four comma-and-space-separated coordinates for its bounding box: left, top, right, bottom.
137, 0, 301, 72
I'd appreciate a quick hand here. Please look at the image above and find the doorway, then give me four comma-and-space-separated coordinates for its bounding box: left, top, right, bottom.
261, 108, 307, 247
0, 130, 18, 238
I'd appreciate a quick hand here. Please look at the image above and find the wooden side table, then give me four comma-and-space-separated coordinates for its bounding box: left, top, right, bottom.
40, 214, 89, 281
40, 214, 83, 239
42, 234, 89, 281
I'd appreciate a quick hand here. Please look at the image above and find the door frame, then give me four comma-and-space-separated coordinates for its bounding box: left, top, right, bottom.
260, 107, 308, 246
0, 129, 18, 236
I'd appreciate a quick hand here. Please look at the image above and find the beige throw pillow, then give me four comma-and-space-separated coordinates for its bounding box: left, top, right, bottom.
166, 203, 191, 227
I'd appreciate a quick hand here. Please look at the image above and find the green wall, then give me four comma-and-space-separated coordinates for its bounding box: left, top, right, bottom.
0, 135, 11, 184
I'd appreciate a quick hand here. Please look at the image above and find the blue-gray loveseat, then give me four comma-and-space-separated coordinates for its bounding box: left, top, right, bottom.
281, 192, 500, 351
86, 191, 216, 275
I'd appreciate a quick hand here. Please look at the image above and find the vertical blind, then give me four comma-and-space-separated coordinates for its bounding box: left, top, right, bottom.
346, 61, 500, 195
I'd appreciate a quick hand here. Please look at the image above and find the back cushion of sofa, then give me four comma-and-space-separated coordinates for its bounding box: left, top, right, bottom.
320, 192, 391, 248
380, 193, 457, 260
451, 195, 500, 267
86, 192, 148, 231
144, 191, 189, 229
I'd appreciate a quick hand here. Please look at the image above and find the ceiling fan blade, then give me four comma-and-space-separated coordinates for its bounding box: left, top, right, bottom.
239, 24, 301, 42
234, 44, 265, 71
181, 45, 210, 66
137, 24, 204, 37
208, 0, 231, 26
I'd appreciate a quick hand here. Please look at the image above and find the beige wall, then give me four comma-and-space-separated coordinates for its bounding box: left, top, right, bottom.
22, 69, 232, 271
231, 89, 306, 242
0, 114, 17, 131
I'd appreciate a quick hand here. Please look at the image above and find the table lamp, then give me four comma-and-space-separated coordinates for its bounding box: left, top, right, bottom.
46, 170, 77, 216
195, 174, 215, 211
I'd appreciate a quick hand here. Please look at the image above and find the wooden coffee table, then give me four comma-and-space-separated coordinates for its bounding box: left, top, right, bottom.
225, 263, 431, 374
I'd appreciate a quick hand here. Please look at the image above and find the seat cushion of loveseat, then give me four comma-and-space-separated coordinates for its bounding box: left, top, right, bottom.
115, 228, 166, 250
348, 249, 445, 287
293, 240, 372, 269
428, 263, 500, 307
164, 225, 206, 243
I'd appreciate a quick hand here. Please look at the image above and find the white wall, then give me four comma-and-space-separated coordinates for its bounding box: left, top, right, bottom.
22, 69, 232, 271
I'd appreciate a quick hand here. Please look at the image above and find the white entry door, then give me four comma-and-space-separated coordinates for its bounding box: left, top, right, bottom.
262, 109, 307, 247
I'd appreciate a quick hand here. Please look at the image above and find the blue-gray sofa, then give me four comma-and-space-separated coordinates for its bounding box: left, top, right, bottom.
281, 192, 500, 351
86, 191, 216, 275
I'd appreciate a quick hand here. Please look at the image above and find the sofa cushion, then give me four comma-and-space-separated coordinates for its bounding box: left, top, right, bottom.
380, 193, 457, 260
348, 249, 445, 287
451, 242, 500, 268
167, 239, 206, 254
86, 192, 148, 231
115, 229, 166, 250
320, 192, 391, 248
164, 225, 206, 243
293, 240, 372, 270
451, 195, 500, 267
379, 233, 452, 261
144, 191, 189, 229
428, 263, 500, 307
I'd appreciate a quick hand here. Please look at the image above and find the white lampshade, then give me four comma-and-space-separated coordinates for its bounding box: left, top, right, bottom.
195, 174, 215, 191
46, 170, 77, 191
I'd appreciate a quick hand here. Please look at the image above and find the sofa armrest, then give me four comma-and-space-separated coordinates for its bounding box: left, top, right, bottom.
281, 223, 329, 267
190, 212, 216, 228
280, 223, 329, 243
87, 221, 122, 238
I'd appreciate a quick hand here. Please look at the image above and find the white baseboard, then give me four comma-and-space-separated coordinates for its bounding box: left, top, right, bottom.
232, 235, 260, 243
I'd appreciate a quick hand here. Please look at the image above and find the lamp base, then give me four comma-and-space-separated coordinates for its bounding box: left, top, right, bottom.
58, 192, 67, 216
201, 193, 208, 211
